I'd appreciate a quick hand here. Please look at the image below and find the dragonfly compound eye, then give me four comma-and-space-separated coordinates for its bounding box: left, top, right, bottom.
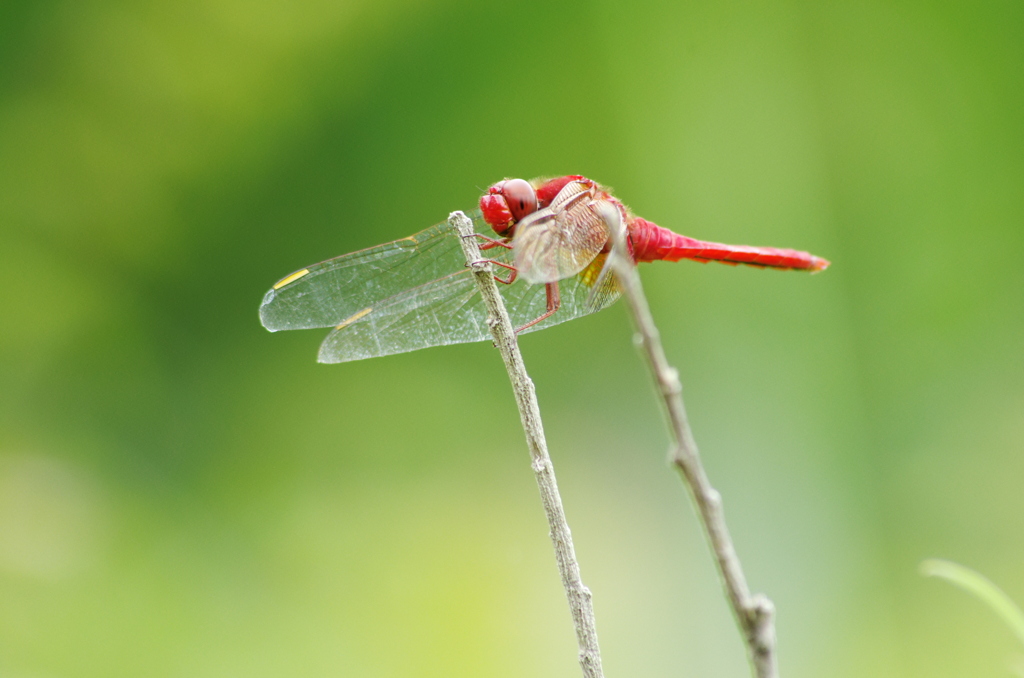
501, 178, 538, 222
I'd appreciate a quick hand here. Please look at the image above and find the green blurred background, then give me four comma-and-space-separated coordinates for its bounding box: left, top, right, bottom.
1, 0, 1022, 676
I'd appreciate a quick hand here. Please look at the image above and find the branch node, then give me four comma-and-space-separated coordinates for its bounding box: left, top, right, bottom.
747, 594, 777, 658
663, 378, 682, 397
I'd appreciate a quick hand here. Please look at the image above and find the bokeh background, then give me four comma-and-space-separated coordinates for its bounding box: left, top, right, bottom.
2, 0, 1022, 676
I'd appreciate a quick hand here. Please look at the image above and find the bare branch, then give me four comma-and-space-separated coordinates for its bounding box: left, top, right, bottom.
450, 211, 605, 678
597, 203, 779, 678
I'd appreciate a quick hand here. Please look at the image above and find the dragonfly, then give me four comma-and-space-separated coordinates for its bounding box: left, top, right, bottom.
259, 175, 830, 363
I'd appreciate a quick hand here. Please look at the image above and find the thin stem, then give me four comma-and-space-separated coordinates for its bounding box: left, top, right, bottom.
921, 559, 1024, 647
450, 212, 605, 678
597, 203, 778, 678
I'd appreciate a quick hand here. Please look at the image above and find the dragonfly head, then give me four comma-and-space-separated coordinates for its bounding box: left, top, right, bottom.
480, 178, 538, 236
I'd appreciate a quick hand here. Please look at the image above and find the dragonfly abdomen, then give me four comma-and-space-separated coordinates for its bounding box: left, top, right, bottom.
630, 218, 829, 272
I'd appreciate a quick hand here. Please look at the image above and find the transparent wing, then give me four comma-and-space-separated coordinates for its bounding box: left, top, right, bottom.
316, 265, 621, 364
260, 212, 486, 332
513, 180, 612, 284
259, 206, 620, 363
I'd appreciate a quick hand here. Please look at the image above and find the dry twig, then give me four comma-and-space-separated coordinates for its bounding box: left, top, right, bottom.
451, 211, 604, 678
597, 202, 779, 678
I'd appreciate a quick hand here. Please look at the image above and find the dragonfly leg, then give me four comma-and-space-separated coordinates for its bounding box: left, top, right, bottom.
465, 233, 516, 280
491, 261, 518, 285
469, 258, 519, 284
471, 233, 513, 251
515, 282, 561, 333
493, 267, 518, 285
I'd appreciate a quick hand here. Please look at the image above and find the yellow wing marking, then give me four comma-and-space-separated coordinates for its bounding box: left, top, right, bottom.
273, 268, 310, 289
335, 307, 373, 330
578, 253, 608, 287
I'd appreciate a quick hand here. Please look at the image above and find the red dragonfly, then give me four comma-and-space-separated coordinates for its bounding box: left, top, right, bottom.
260, 175, 829, 363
